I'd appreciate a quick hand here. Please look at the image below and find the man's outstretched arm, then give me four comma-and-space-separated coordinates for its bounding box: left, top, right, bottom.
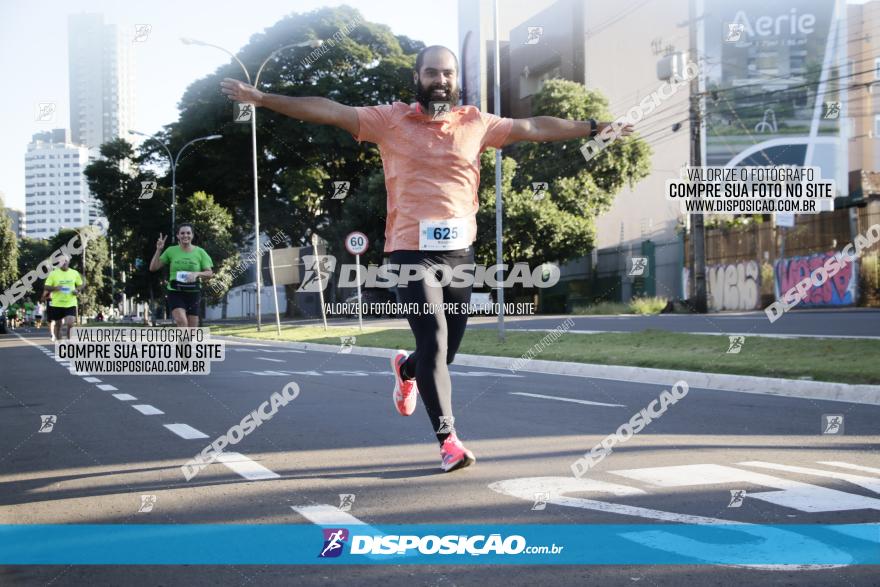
502, 116, 634, 147
220, 78, 359, 137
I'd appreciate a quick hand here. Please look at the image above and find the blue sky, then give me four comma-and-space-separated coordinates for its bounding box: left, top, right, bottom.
0, 0, 459, 211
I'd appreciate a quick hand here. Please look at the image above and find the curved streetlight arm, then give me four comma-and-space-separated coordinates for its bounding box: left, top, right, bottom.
129, 130, 174, 168
180, 36, 318, 332
174, 135, 222, 168
254, 40, 322, 88
181, 38, 251, 83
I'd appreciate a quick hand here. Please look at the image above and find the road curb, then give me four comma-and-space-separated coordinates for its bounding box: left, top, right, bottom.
214, 335, 880, 406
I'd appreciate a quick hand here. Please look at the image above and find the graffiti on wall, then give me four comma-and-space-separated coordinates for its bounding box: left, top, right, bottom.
706, 261, 760, 311
774, 251, 857, 307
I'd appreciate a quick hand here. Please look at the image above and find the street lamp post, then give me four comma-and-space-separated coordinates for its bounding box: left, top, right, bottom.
181, 37, 321, 331
128, 130, 222, 241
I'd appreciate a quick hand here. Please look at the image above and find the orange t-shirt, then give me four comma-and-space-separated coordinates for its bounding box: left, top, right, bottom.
352, 102, 514, 252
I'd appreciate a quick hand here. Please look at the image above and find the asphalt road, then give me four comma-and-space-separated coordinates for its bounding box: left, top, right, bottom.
1, 326, 878, 586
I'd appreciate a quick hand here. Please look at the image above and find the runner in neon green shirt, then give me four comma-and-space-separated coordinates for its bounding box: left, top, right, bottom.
149, 223, 214, 327
44, 256, 84, 340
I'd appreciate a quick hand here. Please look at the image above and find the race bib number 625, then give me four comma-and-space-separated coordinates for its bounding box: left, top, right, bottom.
419, 218, 469, 251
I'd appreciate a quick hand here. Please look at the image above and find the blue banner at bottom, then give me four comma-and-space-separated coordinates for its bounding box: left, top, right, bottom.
0, 524, 877, 565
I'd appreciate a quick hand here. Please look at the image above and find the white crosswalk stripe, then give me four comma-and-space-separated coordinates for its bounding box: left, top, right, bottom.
739, 461, 880, 495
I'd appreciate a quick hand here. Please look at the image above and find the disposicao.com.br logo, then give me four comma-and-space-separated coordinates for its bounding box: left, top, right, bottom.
317, 529, 563, 558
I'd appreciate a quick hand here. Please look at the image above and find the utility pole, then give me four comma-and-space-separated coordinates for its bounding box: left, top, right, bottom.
493, 0, 505, 342
81, 228, 88, 324
110, 236, 115, 315
688, 0, 707, 312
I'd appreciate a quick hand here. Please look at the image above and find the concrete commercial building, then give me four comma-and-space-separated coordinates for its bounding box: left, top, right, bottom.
68, 13, 134, 153
24, 129, 92, 240
458, 0, 689, 307
848, 0, 880, 201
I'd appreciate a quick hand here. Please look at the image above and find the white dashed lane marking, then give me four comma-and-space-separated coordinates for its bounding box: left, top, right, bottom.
509, 391, 626, 408
16, 332, 275, 478
256, 357, 285, 363
131, 404, 164, 416
215, 452, 279, 480
290, 505, 408, 561
164, 423, 209, 439
292, 504, 375, 526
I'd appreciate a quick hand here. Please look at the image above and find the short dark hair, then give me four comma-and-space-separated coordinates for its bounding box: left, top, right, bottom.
176, 223, 195, 235
415, 45, 458, 74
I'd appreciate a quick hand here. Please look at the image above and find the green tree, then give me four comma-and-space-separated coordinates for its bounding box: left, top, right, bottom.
14, 237, 53, 303
332, 80, 651, 273
16, 238, 53, 280
83, 138, 166, 307
95, 7, 651, 309
475, 80, 651, 269
166, 5, 418, 263
84, 143, 240, 316
175, 191, 238, 307
0, 198, 20, 294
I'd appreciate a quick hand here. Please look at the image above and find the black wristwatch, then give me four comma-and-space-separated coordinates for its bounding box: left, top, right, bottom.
588, 119, 598, 138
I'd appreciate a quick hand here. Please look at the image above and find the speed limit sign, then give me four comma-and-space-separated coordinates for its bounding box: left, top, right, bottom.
345, 231, 369, 255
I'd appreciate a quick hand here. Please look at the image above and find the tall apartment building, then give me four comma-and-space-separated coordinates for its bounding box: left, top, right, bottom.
24, 129, 92, 240
68, 13, 134, 153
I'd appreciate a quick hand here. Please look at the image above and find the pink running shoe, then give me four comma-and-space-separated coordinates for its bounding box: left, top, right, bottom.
391, 350, 418, 416
440, 432, 476, 472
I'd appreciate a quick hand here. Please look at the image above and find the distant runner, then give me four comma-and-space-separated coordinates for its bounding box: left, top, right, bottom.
44, 256, 83, 341
149, 224, 214, 327
34, 300, 44, 329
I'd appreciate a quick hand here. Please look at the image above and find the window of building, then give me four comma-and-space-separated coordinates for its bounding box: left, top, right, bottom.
875, 114, 880, 137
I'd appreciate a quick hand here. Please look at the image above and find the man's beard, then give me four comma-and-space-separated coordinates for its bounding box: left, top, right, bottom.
415, 77, 460, 113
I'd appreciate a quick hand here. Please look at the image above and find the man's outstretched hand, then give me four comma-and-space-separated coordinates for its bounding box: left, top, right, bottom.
220, 78, 265, 106
598, 122, 635, 137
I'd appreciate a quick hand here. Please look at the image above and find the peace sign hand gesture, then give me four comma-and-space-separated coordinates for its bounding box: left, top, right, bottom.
156, 233, 167, 252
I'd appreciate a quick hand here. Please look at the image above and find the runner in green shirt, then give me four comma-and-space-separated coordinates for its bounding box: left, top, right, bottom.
149, 223, 214, 327
44, 256, 84, 340
7, 303, 19, 329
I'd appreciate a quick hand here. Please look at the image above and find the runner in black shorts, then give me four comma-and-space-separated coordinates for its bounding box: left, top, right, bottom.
44, 256, 84, 341
149, 224, 214, 327
389, 247, 475, 465
221, 45, 633, 472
